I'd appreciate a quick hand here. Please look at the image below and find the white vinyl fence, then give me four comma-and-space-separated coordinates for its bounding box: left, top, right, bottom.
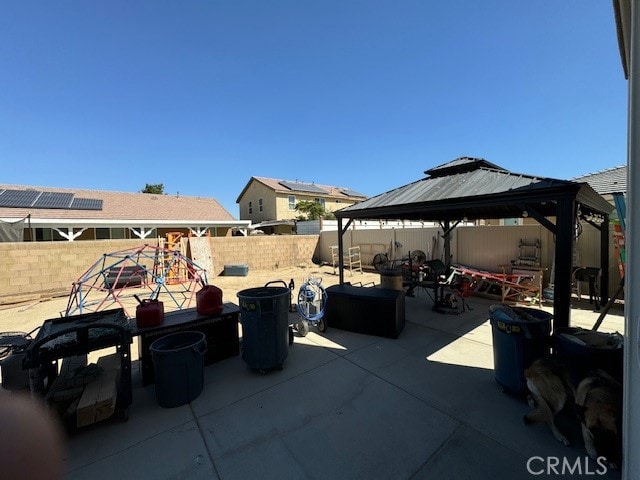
317, 223, 621, 297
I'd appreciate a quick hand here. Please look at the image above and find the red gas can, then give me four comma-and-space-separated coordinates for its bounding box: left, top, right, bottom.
136, 299, 165, 327
196, 285, 223, 316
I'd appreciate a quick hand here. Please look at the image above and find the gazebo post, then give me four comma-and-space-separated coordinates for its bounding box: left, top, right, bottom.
337, 217, 345, 286
600, 212, 610, 306
443, 220, 451, 271
553, 198, 576, 330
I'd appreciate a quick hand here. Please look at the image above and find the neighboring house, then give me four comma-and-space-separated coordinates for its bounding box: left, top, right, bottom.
236, 177, 367, 234
572, 164, 627, 200
572, 165, 627, 223
0, 184, 250, 242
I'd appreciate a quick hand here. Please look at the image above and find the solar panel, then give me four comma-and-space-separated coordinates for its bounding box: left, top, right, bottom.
340, 188, 366, 198
0, 189, 41, 207
70, 198, 103, 210
279, 181, 327, 194
0, 189, 103, 210
33, 192, 74, 209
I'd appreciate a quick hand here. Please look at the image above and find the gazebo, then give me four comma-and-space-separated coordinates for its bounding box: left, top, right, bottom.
334, 157, 614, 329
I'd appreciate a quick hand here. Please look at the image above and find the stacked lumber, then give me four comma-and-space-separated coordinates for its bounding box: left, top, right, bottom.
76, 353, 120, 428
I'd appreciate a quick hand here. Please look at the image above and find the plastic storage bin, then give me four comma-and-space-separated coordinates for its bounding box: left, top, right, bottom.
224, 264, 249, 276
150, 330, 207, 408
553, 327, 623, 382
324, 284, 405, 338
489, 305, 553, 396
237, 286, 290, 373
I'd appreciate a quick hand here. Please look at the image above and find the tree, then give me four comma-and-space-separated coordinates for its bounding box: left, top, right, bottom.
294, 200, 326, 220
141, 183, 165, 194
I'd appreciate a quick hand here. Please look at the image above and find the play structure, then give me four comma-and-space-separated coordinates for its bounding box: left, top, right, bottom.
64, 244, 208, 318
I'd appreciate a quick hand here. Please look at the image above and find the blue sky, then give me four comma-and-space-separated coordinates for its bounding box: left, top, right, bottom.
0, 1, 627, 217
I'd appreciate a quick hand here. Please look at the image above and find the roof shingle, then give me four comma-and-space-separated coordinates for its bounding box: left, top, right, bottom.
572, 165, 627, 195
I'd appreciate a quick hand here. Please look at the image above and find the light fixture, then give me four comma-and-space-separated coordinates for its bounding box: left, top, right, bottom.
584, 213, 605, 225
522, 210, 529, 218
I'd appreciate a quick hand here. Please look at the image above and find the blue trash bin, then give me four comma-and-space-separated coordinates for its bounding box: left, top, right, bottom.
489, 305, 553, 396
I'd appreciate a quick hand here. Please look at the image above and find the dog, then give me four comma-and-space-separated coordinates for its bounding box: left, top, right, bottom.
523, 356, 574, 446
523, 356, 622, 468
574, 371, 623, 469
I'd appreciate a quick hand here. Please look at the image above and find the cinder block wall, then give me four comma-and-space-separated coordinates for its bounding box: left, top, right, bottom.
0, 236, 319, 304
208, 235, 318, 273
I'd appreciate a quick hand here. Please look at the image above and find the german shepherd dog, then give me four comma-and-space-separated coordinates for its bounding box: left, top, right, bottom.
523, 356, 622, 469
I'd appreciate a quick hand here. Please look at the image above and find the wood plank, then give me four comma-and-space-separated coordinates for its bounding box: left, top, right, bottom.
95, 354, 119, 421
76, 353, 120, 427
76, 377, 102, 427
44, 355, 87, 403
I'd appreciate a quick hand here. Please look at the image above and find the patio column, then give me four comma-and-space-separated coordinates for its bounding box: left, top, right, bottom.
338, 217, 344, 285
443, 220, 451, 271
129, 227, 155, 239
552, 198, 575, 330
189, 227, 210, 237
623, 1, 640, 477
600, 212, 610, 305
54, 227, 87, 241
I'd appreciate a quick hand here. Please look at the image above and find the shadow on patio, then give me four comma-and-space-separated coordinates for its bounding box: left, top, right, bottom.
61, 294, 623, 480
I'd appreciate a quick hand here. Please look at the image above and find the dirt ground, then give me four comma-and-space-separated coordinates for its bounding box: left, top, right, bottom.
0, 264, 381, 337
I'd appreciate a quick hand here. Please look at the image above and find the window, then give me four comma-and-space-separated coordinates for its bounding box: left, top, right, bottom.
35, 228, 52, 241
111, 228, 126, 239
315, 198, 326, 209
288, 195, 296, 210
95, 228, 110, 240
259, 198, 263, 213
249, 201, 253, 214
502, 218, 521, 226
96, 227, 126, 240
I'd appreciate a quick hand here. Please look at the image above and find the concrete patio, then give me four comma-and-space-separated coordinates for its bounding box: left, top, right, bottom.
55, 289, 624, 480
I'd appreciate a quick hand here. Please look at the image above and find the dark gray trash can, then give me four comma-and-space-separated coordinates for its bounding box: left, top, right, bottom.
237, 286, 290, 373
150, 330, 207, 408
553, 327, 623, 382
0, 331, 32, 391
489, 305, 553, 396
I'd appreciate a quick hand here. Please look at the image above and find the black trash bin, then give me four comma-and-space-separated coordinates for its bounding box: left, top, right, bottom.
237, 286, 290, 373
149, 330, 207, 408
0, 331, 32, 391
489, 305, 553, 396
553, 327, 623, 382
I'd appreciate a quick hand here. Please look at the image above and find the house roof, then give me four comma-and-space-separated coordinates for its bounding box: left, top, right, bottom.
335, 157, 613, 222
0, 184, 248, 228
571, 165, 627, 195
236, 177, 367, 203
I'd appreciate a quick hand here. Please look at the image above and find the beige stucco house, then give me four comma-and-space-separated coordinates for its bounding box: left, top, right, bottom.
0, 184, 250, 242
236, 177, 367, 234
